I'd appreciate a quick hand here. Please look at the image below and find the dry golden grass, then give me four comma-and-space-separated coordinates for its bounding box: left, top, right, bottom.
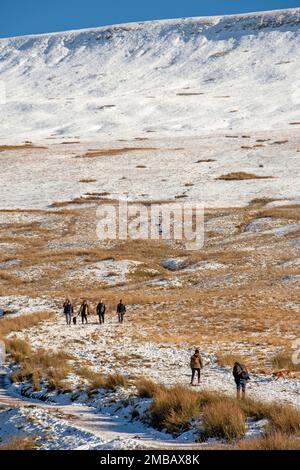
238, 433, 300, 450
135, 377, 164, 398
51, 196, 120, 207
150, 385, 202, 434
202, 400, 246, 441
259, 204, 300, 221
216, 353, 248, 368
82, 147, 157, 158
216, 172, 273, 181
148, 386, 249, 437
7, 339, 72, 392
238, 397, 272, 421
0, 270, 24, 286
77, 367, 128, 391
0, 203, 299, 369
77, 367, 105, 390
0, 312, 54, 340
250, 197, 282, 205
0, 436, 38, 450
266, 405, 300, 435
60, 141, 80, 145
104, 374, 128, 390
129, 263, 164, 281
0, 311, 66, 391
0, 144, 47, 152
78, 178, 97, 183
145, 381, 300, 440
5, 337, 31, 363
271, 351, 300, 372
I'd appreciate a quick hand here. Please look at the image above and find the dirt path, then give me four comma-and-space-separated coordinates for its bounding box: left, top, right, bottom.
0, 369, 202, 449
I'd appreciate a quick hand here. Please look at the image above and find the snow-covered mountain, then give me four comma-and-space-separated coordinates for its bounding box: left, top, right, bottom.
1, 8, 300, 142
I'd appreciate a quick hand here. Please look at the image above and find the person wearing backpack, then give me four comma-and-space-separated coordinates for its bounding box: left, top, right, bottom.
190, 349, 203, 385
96, 299, 106, 324
116, 300, 126, 323
78, 299, 90, 324
63, 298, 73, 325
233, 362, 250, 399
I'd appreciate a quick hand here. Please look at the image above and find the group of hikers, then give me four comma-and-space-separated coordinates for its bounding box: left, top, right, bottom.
63, 300, 250, 397
63, 298, 126, 325
190, 349, 250, 398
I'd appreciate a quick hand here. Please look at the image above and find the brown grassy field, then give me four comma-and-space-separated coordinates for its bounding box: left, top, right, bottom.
0, 203, 299, 373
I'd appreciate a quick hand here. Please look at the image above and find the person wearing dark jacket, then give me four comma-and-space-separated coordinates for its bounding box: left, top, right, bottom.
190, 349, 203, 385
96, 299, 106, 324
233, 362, 250, 399
78, 300, 89, 324
63, 298, 73, 325
116, 300, 126, 323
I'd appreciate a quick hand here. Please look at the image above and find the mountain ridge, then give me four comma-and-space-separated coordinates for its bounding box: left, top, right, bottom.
1, 7, 300, 41
0, 7, 300, 142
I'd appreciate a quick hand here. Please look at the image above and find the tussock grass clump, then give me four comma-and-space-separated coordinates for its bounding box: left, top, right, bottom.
238, 397, 272, 421
0, 144, 47, 152
5, 338, 31, 363
8, 341, 72, 392
216, 172, 273, 181
78, 367, 105, 390
78, 368, 128, 391
202, 400, 246, 441
146, 382, 300, 440
271, 351, 300, 372
216, 353, 248, 368
0, 312, 54, 339
135, 377, 165, 398
150, 385, 202, 434
1, 311, 69, 393
0, 436, 38, 450
267, 405, 300, 436
238, 432, 300, 450
79, 178, 97, 183
147, 384, 280, 439
83, 147, 156, 158
250, 197, 279, 205
104, 373, 128, 390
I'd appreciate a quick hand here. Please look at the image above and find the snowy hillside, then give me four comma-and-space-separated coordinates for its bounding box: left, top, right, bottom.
1, 8, 300, 142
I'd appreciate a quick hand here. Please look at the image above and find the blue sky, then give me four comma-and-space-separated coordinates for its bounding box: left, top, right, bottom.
1, 0, 300, 38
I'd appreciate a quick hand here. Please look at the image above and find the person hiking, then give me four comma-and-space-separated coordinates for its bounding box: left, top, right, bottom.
63, 298, 73, 325
78, 299, 89, 324
116, 300, 126, 323
190, 349, 203, 385
96, 299, 106, 325
233, 361, 250, 399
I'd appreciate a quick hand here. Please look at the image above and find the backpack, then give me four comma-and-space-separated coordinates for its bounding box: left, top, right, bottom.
235, 363, 249, 380
191, 354, 201, 369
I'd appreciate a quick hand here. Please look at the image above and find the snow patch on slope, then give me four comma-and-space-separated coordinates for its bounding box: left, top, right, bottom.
1, 8, 300, 142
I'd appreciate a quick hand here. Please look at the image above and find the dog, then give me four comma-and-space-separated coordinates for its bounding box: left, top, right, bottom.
272, 370, 296, 380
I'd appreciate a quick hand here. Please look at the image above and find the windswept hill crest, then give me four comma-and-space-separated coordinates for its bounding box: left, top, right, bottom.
0, 8, 300, 142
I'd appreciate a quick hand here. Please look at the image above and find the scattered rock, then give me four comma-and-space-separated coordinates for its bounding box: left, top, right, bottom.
160, 258, 189, 271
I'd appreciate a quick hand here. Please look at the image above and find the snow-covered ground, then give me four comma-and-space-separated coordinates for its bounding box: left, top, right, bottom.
9, 317, 300, 408
0, 405, 104, 450
0, 296, 56, 316
1, 7, 300, 450
0, 131, 300, 209
1, 8, 300, 143
0, 311, 298, 449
